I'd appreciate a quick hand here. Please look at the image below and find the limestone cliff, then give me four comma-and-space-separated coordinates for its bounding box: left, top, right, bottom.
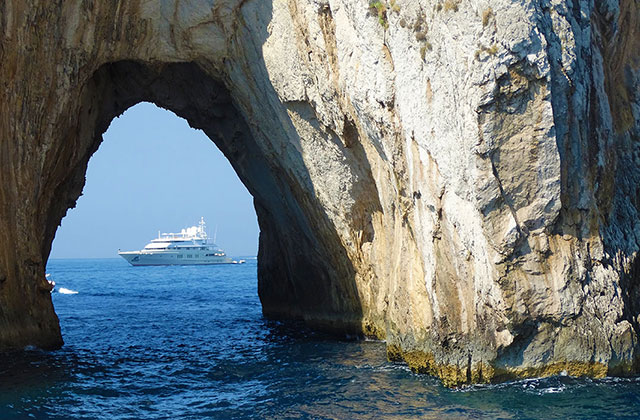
1, 0, 639, 386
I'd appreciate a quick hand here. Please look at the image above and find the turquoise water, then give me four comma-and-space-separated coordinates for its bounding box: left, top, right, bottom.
1, 258, 639, 419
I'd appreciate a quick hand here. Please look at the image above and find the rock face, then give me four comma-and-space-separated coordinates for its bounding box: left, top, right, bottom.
1, 0, 639, 385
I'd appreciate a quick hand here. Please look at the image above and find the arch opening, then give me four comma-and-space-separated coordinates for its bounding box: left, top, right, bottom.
49, 101, 259, 260
30, 60, 364, 350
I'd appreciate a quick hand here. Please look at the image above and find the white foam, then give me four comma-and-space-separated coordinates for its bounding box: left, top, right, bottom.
58, 287, 78, 295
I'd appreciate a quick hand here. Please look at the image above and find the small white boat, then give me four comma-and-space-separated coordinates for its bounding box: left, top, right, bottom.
46, 273, 55, 292
118, 217, 234, 266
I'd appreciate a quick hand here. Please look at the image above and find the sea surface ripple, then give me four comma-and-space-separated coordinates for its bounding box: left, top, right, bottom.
1, 259, 639, 419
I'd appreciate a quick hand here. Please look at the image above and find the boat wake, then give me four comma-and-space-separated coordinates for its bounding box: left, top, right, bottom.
58, 287, 78, 295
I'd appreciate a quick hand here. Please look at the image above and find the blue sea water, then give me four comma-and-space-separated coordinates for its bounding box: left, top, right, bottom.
1, 258, 640, 419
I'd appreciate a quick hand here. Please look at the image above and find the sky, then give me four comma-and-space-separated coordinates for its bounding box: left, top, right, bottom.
50, 102, 259, 259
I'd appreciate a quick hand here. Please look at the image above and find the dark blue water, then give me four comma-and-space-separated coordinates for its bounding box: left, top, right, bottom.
2, 259, 640, 419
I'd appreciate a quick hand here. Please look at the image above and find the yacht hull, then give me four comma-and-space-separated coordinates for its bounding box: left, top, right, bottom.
118, 218, 235, 266
118, 251, 234, 266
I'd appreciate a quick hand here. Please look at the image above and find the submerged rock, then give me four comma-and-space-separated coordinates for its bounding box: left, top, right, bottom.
0, 0, 638, 385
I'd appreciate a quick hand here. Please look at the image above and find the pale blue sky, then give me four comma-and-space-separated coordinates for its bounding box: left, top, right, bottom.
50, 102, 259, 259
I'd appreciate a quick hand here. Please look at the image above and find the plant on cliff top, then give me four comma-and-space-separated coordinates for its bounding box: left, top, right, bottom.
482, 7, 493, 27
369, 1, 389, 28
474, 43, 499, 60
413, 14, 427, 33
442, 0, 460, 12
420, 42, 433, 60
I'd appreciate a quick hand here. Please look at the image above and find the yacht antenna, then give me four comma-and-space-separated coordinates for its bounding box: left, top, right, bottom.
213, 224, 218, 244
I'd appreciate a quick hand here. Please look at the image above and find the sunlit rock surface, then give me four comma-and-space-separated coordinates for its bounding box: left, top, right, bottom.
1, 0, 639, 385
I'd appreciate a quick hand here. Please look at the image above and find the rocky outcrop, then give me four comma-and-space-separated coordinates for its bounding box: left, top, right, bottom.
1, 0, 639, 386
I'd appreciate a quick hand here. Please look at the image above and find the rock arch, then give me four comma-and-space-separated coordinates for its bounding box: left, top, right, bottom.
59, 59, 365, 330
1, 0, 640, 386
1, 1, 376, 351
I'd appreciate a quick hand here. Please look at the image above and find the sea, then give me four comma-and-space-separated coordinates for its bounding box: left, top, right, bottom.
1, 258, 640, 420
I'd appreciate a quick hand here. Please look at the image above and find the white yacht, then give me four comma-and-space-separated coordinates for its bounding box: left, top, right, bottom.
118, 218, 234, 266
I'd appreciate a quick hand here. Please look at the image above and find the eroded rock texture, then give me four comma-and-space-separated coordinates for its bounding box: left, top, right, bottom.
1, 0, 639, 385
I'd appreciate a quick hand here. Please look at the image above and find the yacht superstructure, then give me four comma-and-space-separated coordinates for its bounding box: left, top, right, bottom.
118, 218, 234, 266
